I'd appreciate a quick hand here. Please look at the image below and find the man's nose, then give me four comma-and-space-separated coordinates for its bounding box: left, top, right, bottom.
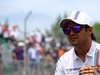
70, 29, 75, 35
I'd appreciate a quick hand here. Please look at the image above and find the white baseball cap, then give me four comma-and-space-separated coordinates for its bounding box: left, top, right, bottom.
18, 42, 25, 47
60, 10, 92, 28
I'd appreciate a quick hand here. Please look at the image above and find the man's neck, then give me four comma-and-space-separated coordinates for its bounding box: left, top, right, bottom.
74, 40, 92, 62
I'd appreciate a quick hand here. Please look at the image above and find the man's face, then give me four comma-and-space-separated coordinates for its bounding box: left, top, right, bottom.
65, 21, 92, 47
19, 46, 23, 49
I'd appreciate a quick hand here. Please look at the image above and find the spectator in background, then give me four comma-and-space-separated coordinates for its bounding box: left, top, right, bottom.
12, 42, 24, 75
25, 36, 31, 50
13, 42, 24, 60
28, 42, 40, 75
41, 33, 45, 44
0, 41, 3, 75
35, 29, 43, 43
10, 25, 19, 41
58, 46, 65, 59
12, 44, 19, 75
30, 29, 36, 44
30, 30, 36, 38
37, 42, 44, 61
3, 24, 10, 41
0, 43, 2, 62
9, 35, 16, 44
0, 24, 3, 38
30, 35, 36, 44
45, 34, 53, 45
51, 48, 58, 63
44, 52, 54, 75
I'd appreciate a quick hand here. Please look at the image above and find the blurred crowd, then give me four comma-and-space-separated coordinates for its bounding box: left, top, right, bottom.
0, 23, 72, 75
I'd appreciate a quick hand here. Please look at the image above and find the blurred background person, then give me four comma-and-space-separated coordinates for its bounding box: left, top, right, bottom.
10, 25, 19, 41
27, 42, 40, 75
58, 46, 66, 59
3, 24, 10, 42
44, 52, 54, 75
12, 42, 24, 75
35, 29, 43, 44
0, 24, 3, 39
37, 42, 44, 61
0, 41, 3, 75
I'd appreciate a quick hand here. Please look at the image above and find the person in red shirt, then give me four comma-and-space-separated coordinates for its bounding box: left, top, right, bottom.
3, 25, 10, 41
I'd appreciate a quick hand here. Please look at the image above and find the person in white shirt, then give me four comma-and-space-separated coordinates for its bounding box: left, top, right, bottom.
10, 25, 19, 40
54, 10, 100, 75
28, 43, 40, 75
35, 29, 42, 43
45, 34, 53, 44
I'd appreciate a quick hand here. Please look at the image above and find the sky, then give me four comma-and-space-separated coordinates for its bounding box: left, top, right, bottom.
0, 0, 100, 39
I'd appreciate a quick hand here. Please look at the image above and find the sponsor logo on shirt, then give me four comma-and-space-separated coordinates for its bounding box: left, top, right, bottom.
66, 67, 81, 71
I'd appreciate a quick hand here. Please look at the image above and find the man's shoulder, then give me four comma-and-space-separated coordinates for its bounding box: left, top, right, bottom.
56, 47, 74, 68
59, 47, 74, 60
96, 42, 100, 49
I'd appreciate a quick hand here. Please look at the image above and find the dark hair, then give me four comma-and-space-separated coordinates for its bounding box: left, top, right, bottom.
85, 27, 96, 41
85, 25, 96, 41
91, 33, 96, 41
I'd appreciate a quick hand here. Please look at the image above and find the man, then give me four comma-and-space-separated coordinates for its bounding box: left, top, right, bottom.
54, 10, 100, 75
12, 42, 24, 75
28, 42, 40, 75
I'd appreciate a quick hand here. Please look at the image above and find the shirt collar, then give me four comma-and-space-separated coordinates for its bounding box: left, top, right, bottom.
73, 48, 78, 60
86, 40, 96, 57
73, 40, 96, 60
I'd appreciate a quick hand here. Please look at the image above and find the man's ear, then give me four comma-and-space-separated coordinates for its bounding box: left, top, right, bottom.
89, 27, 93, 35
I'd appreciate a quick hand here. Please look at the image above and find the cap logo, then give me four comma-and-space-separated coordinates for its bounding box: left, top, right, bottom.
74, 11, 80, 20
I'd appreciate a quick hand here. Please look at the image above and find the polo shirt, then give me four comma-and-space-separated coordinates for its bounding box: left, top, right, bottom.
13, 48, 24, 60
55, 41, 100, 75
28, 47, 37, 59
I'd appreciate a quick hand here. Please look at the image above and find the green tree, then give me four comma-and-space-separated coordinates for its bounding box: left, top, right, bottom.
45, 12, 68, 40
51, 15, 64, 38
93, 22, 100, 43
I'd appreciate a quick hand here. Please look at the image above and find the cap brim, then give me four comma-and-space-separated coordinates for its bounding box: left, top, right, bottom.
60, 19, 71, 28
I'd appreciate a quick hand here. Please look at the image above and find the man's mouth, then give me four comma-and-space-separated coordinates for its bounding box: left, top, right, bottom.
70, 37, 77, 41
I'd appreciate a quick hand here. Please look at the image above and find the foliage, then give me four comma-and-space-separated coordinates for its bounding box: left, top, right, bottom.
51, 15, 64, 38
93, 22, 100, 43
45, 12, 68, 39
